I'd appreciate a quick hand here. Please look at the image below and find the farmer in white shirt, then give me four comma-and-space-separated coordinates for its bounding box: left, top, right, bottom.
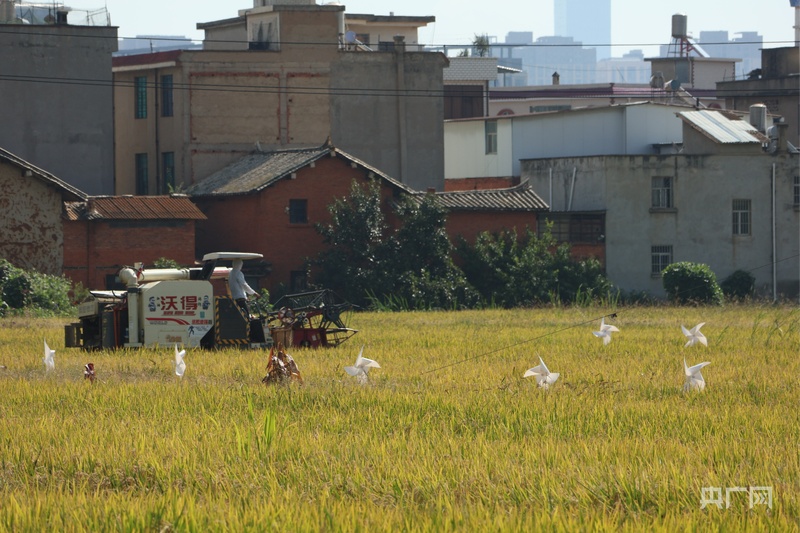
229, 259, 258, 317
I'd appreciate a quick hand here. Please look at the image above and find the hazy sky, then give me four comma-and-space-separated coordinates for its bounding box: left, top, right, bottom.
65, 0, 797, 56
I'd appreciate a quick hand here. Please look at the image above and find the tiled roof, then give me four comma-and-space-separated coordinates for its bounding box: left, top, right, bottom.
444, 57, 499, 82
64, 195, 206, 221
678, 110, 769, 144
186, 143, 415, 197
0, 146, 87, 202
427, 181, 548, 212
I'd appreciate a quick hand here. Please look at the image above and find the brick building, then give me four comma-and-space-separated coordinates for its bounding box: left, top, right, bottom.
63, 196, 206, 290
188, 143, 550, 294
0, 147, 86, 275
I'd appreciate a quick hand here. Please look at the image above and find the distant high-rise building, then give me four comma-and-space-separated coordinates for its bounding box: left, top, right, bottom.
554, 0, 611, 60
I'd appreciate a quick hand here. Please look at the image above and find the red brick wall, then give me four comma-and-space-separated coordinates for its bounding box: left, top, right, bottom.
63, 220, 198, 290
194, 155, 403, 293
445, 211, 537, 244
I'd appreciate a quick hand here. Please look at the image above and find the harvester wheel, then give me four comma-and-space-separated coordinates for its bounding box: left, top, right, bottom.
277, 307, 295, 326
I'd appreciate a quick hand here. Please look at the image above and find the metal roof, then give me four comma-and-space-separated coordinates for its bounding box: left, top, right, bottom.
64, 195, 206, 221
678, 110, 770, 144
428, 181, 548, 212
0, 146, 87, 202
186, 143, 415, 197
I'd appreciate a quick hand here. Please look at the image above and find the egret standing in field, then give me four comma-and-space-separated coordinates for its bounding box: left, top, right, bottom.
523, 356, 560, 389
592, 317, 619, 345
344, 346, 380, 384
681, 323, 708, 347
174, 344, 186, 378
683, 358, 710, 392
43, 340, 55, 371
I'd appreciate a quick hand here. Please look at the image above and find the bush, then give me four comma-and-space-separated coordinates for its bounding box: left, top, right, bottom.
720, 269, 755, 301
0, 259, 75, 314
662, 262, 723, 305
456, 229, 612, 308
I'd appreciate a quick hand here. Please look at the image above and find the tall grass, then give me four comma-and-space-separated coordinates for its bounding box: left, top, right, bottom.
0, 305, 797, 531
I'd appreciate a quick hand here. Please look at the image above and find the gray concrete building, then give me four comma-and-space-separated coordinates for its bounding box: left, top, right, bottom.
521, 109, 799, 298
0, 8, 117, 195
716, 46, 800, 148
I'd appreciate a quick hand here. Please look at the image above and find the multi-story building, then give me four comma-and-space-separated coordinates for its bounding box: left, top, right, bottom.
113, 0, 446, 194
554, 0, 611, 61
0, 2, 117, 195
716, 46, 800, 147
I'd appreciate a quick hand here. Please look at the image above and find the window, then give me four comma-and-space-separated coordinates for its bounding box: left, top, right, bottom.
539, 213, 605, 243
485, 120, 497, 154
288, 199, 308, 224
162, 152, 175, 193
135, 153, 148, 195
651, 245, 673, 276
161, 75, 173, 117
134, 76, 147, 119
794, 175, 799, 207
651, 176, 673, 208
732, 199, 751, 235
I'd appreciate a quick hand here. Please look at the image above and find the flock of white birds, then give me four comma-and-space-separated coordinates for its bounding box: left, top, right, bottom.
41, 317, 710, 391
523, 319, 711, 392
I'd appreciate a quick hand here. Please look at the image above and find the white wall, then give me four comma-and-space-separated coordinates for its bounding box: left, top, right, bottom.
444, 118, 513, 179
445, 103, 686, 180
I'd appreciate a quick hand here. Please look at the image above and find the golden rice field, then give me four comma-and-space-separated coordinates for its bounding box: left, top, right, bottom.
0, 304, 798, 532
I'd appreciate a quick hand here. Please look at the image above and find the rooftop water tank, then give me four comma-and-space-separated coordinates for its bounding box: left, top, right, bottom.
749, 103, 768, 133
671, 14, 688, 39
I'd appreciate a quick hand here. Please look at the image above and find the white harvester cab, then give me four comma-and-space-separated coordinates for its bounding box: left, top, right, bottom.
75, 252, 264, 350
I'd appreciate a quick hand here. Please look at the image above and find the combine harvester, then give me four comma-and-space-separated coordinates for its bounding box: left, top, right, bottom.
69, 253, 357, 350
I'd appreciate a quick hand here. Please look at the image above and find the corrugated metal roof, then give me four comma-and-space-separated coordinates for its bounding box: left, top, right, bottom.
186, 143, 415, 197
428, 181, 549, 211
0, 146, 87, 202
64, 196, 206, 221
678, 110, 769, 144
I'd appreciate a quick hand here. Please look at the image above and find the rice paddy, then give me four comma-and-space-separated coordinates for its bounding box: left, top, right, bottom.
0, 304, 798, 531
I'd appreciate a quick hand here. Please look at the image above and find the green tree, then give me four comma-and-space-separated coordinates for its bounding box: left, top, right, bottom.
472, 34, 490, 57
314, 180, 392, 307
389, 194, 478, 310
315, 183, 477, 310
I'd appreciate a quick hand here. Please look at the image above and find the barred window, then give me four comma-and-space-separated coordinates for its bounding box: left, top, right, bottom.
540, 213, 604, 243
651, 176, 672, 208
732, 199, 751, 235
651, 245, 672, 276
134, 76, 147, 119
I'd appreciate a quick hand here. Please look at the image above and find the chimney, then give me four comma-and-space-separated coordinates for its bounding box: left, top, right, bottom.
56, 8, 69, 25
393, 34, 406, 52
0, 0, 14, 23
774, 120, 789, 153
552, 71, 560, 85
